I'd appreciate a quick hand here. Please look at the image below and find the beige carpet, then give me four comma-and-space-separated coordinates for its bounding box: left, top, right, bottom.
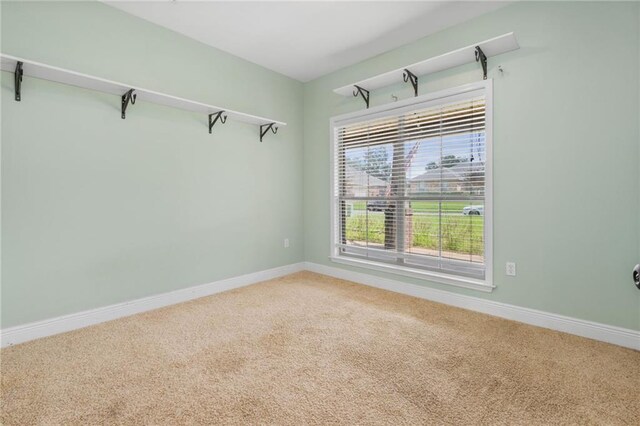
1, 272, 639, 425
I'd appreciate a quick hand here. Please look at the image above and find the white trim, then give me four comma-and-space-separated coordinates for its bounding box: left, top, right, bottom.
330, 256, 493, 293
484, 80, 494, 287
329, 81, 494, 290
331, 81, 488, 126
2, 263, 638, 351
0, 263, 305, 348
304, 262, 640, 351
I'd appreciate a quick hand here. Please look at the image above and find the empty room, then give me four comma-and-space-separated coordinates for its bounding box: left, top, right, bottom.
1, 0, 639, 424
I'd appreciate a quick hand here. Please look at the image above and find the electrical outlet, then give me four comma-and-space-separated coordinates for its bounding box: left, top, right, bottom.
284, 238, 289, 248
506, 262, 516, 276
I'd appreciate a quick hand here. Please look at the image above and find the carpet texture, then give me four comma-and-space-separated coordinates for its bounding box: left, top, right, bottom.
1, 271, 639, 425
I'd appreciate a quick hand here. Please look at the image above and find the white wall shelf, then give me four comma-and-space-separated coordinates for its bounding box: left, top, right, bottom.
0, 53, 286, 137
333, 32, 519, 101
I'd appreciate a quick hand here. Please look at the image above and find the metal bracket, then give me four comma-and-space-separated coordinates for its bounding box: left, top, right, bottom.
260, 123, 278, 142
121, 89, 137, 119
14, 61, 23, 102
352, 85, 370, 108
475, 46, 487, 80
208, 111, 227, 134
403, 69, 418, 97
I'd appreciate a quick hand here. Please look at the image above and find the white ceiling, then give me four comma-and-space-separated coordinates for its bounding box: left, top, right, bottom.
105, 1, 509, 82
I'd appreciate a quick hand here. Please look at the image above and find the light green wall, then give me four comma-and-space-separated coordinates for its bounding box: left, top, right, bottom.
2, 1, 639, 332
1, 1, 304, 327
303, 1, 640, 330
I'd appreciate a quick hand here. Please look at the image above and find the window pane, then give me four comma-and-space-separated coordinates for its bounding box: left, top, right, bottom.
407, 201, 440, 257
441, 201, 473, 261
341, 145, 392, 197
343, 201, 397, 251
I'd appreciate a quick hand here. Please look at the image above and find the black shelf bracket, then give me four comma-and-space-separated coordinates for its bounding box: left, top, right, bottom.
352, 85, 370, 108
403, 69, 418, 97
475, 46, 488, 80
121, 89, 137, 119
208, 111, 227, 134
14, 61, 23, 102
260, 123, 278, 142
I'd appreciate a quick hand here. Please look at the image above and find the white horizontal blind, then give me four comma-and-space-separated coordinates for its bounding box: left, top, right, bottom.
333, 93, 487, 279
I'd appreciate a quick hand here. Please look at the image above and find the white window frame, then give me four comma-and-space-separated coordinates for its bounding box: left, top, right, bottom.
329, 80, 494, 292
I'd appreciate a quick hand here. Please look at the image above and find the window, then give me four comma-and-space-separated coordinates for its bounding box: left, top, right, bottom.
330, 81, 493, 291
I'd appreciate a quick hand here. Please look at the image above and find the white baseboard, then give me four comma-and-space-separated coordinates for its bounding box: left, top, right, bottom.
304, 262, 640, 351
0, 262, 305, 348
2, 261, 638, 351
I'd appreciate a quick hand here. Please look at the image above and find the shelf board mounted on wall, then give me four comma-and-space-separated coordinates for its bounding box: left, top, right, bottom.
0, 53, 286, 140
334, 32, 519, 108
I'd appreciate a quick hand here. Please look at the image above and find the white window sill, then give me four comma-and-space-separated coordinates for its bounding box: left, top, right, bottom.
329, 256, 494, 293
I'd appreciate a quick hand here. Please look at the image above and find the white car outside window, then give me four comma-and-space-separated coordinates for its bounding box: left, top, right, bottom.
462, 205, 484, 216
